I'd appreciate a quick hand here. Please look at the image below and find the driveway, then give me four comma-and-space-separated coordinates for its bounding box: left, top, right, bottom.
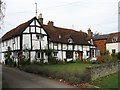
3, 66, 76, 88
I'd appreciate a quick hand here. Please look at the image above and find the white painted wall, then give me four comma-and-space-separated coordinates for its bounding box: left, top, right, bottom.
57, 51, 62, 60
41, 36, 48, 49
30, 51, 36, 62
68, 45, 73, 50
58, 43, 61, 50
106, 42, 120, 54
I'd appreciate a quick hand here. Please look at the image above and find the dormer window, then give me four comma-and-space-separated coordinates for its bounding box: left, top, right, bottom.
59, 35, 61, 39
112, 37, 118, 42
68, 38, 73, 43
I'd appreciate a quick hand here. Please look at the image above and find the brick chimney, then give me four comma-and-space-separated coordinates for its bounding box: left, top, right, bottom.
38, 13, 43, 24
88, 28, 93, 38
48, 21, 54, 27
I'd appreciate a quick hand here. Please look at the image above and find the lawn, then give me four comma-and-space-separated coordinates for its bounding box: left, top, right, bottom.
23, 63, 96, 84
39, 63, 95, 73
91, 72, 120, 89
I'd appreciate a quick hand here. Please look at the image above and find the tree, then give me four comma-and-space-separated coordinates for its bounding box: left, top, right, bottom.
4, 47, 13, 65
0, 0, 6, 29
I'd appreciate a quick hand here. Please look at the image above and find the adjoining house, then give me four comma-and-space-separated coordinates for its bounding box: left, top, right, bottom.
93, 34, 108, 53
93, 32, 120, 54
0, 14, 96, 63
106, 32, 120, 54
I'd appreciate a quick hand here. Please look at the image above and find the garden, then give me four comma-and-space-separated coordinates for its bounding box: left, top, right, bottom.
3, 47, 120, 89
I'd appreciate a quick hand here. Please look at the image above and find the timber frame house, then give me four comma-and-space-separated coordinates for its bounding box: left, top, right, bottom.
0, 14, 96, 63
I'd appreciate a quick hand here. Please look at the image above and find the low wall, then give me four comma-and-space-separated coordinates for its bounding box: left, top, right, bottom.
86, 61, 120, 81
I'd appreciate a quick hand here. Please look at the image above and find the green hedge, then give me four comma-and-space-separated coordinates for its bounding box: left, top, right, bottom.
22, 64, 90, 84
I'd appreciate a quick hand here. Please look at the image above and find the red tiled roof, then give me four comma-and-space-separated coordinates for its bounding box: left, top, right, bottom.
1, 17, 91, 45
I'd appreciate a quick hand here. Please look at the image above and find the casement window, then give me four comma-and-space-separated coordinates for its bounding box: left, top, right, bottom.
112, 49, 116, 54
36, 34, 44, 41
36, 52, 40, 59
54, 43, 57, 46
86, 51, 89, 56
91, 49, 94, 57
112, 37, 118, 42
66, 51, 73, 58
53, 52, 58, 57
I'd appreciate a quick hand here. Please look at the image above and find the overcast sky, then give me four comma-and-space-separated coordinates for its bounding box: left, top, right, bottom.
0, 0, 119, 37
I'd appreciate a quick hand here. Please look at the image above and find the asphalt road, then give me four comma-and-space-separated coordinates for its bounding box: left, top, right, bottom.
2, 66, 76, 88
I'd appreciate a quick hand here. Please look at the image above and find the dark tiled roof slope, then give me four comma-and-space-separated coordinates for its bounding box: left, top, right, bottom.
93, 34, 108, 40
1, 17, 91, 45
1, 17, 35, 41
93, 32, 120, 43
107, 32, 120, 43
43, 25, 91, 45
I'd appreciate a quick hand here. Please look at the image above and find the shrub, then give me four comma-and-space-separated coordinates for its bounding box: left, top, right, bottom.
23, 64, 91, 84
116, 52, 120, 60
20, 59, 30, 66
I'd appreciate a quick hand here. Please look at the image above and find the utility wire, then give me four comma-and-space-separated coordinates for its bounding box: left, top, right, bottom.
6, 1, 81, 15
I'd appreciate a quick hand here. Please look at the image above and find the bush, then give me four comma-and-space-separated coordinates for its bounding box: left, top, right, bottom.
20, 59, 30, 66
116, 52, 120, 60
23, 64, 91, 84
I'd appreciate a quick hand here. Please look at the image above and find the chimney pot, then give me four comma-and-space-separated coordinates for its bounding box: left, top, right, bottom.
38, 13, 43, 24
88, 28, 93, 38
48, 21, 54, 26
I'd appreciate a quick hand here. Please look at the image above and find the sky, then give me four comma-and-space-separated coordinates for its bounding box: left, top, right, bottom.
0, 0, 119, 38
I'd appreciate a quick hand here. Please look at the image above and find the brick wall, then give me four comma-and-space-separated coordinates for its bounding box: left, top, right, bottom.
94, 40, 107, 52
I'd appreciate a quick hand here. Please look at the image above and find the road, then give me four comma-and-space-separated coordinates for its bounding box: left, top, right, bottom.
3, 66, 76, 88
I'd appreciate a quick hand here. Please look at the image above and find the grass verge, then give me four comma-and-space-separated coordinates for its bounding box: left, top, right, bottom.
22, 63, 95, 84
91, 72, 120, 90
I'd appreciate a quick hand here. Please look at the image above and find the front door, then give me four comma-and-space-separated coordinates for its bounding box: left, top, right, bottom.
78, 51, 83, 60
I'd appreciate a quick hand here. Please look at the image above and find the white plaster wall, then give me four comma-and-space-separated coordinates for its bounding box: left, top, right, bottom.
83, 46, 90, 51
54, 44, 57, 50
63, 44, 67, 50
73, 51, 78, 60
106, 43, 119, 54
49, 42, 53, 49
23, 27, 29, 33
63, 51, 66, 60
78, 45, 82, 51
41, 36, 48, 49
32, 34, 39, 50
68, 45, 73, 50
30, 51, 35, 62
74, 45, 77, 50
58, 43, 61, 50
23, 34, 31, 50
57, 51, 62, 60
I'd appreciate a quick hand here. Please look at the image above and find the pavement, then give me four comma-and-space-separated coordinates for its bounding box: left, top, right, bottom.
2, 66, 77, 88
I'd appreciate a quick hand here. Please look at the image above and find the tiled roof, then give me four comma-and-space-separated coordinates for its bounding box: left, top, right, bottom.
107, 32, 120, 43
1, 17, 91, 45
43, 25, 91, 45
1, 17, 35, 41
93, 34, 108, 40
93, 32, 120, 43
